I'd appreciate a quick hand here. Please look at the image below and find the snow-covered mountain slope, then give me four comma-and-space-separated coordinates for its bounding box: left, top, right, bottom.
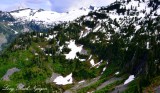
0, 6, 95, 50
0, 10, 49, 50
76, 0, 160, 40
10, 7, 95, 25
106, 0, 160, 20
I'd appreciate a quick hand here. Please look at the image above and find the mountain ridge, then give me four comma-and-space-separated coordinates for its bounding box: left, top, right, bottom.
9, 6, 95, 25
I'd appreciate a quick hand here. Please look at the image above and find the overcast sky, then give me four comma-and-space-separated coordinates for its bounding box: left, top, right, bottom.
0, 0, 116, 12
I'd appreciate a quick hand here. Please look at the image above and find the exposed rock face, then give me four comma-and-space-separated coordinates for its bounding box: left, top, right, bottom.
155, 86, 160, 93
46, 72, 61, 83
2, 67, 20, 81
0, 33, 7, 50
17, 83, 25, 89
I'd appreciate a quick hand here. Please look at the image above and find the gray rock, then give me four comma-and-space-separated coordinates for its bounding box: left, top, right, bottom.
46, 72, 61, 83
154, 85, 160, 93
2, 67, 20, 81
96, 78, 122, 90
80, 49, 88, 55
17, 83, 25, 89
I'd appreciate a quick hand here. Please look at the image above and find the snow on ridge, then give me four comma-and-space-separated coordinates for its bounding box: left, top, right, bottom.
10, 8, 91, 25
124, 75, 135, 85
93, 25, 101, 32
65, 40, 83, 59
107, 0, 159, 22
53, 73, 73, 85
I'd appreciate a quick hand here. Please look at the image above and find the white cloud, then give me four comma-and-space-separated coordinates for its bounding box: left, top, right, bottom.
3, 3, 27, 11
0, 0, 52, 11
0, 0, 115, 12
25, 0, 45, 3
24, 0, 52, 10
49, 0, 116, 12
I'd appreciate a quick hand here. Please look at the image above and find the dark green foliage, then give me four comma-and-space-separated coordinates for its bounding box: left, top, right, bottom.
82, 21, 96, 28
62, 47, 71, 53
88, 12, 108, 19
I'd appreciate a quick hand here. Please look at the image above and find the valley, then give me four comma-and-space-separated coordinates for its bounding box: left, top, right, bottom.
0, 0, 160, 93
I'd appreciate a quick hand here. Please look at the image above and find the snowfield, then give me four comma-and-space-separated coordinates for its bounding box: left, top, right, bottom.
90, 59, 95, 67
10, 8, 91, 25
53, 73, 73, 85
115, 72, 120, 75
65, 40, 83, 59
124, 75, 135, 85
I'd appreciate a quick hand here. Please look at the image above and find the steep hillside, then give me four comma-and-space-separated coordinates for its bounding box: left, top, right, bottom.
0, 11, 50, 50
0, 0, 160, 93
0, 6, 94, 51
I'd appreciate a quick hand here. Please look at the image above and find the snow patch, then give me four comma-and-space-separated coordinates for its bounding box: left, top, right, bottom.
79, 59, 86, 62
93, 25, 101, 32
14, 30, 18, 34
39, 33, 43, 36
65, 40, 83, 59
59, 45, 64, 52
147, 42, 149, 49
103, 67, 106, 72
35, 53, 38, 56
124, 75, 135, 85
135, 25, 141, 31
88, 55, 92, 60
78, 80, 85, 84
115, 72, 120, 75
94, 60, 103, 68
90, 59, 95, 67
49, 54, 52, 56
80, 27, 91, 38
45, 35, 54, 40
157, 8, 160, 15
101, 67, 106, 74
53, 73, 73, 85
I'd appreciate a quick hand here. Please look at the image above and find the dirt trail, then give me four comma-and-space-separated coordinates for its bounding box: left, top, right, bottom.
64, 77, 124, 93
96, 78, 122, 91
110, 84, 128, 93
64, 76, 100, 93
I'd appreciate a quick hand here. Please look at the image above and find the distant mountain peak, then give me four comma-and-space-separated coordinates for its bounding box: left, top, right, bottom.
9, 7, 92, 25
89, 5, 95, 10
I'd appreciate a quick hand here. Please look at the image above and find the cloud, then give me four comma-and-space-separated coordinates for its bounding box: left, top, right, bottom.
49, 0, 73, 12
49, 0, 116, 12
1, 0, 52, 11
25, 0, 45, 3
0, 0, 115, 12
24, 0, 52, 10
